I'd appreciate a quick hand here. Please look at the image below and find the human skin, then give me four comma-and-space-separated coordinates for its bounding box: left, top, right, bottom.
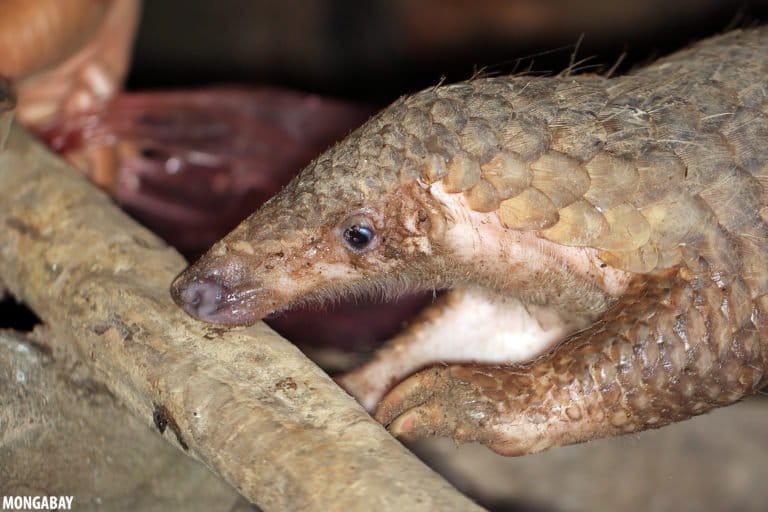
172, 27, 768, 456
0, 0, 139, 128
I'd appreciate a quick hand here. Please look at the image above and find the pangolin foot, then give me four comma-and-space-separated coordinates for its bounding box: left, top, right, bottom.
374, 365, 513, 452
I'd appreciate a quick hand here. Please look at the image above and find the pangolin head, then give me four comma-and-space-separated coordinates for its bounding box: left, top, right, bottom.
171, 100, 450, 325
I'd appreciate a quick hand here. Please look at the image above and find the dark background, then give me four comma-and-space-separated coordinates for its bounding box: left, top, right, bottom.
129, 0, 768, 101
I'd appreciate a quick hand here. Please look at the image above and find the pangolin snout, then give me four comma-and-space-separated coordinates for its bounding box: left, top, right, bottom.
171, 274, 225, 319
171, 270, 268, 326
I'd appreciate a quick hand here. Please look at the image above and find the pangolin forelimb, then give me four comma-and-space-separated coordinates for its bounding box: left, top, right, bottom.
375, 258, 766, 455
338, 287, 578, 412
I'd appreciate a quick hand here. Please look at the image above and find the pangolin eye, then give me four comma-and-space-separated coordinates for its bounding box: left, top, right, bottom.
343, 225, 374, 251
340, 215, 377, 252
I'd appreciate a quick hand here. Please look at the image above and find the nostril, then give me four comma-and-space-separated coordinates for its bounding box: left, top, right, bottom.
173, 277, 227, 320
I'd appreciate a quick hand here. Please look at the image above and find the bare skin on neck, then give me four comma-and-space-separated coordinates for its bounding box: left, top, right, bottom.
172, 28, 768, 456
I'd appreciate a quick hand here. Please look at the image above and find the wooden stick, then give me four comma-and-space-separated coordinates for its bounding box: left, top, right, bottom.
0, 122, 483, 512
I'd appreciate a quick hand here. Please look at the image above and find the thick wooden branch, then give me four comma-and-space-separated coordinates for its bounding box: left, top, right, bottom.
0, 120, 483, 511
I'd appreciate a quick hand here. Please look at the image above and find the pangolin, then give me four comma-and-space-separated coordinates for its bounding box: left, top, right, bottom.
171, 27, 768, 456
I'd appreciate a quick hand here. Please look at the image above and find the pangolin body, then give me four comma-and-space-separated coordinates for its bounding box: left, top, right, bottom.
172, 27, 768, 455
